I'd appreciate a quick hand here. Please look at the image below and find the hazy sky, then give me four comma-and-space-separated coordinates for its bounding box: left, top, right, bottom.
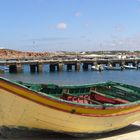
0, 0, 140, 52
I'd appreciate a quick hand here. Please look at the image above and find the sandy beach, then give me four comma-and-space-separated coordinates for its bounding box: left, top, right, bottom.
0, 121, 140, 140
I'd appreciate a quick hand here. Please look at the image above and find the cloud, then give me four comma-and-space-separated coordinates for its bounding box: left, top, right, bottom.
56, 22, 67, 30
75, 12, 82, 17
115, 25, 125, 32
95, 32, 140, 51
85, 23, 90, 28
25, 37, 70, 44
108, 32, 140, 50
33, 37, 68, 41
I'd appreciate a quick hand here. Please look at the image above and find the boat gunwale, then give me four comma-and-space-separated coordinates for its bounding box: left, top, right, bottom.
1, 77, 140, 117
1, 77, 140, 109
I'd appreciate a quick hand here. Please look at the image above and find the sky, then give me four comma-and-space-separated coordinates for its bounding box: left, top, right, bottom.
0, 0, 140, 52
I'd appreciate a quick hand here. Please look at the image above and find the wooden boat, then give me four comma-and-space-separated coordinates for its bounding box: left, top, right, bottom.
0, 77, 140, 136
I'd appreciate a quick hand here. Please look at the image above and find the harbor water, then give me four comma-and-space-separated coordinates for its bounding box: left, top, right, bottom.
1, 64, 140, 87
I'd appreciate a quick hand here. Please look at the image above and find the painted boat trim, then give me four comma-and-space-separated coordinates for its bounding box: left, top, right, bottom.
1, 77, 140, 117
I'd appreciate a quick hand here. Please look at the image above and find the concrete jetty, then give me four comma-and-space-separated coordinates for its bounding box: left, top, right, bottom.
0, 58, 140, 73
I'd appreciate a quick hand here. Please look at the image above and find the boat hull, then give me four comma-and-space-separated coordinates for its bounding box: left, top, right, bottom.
1, 87, 140, 135
124, 65, 137, 70
104, 66, 123, 71
1, 78, 140, 135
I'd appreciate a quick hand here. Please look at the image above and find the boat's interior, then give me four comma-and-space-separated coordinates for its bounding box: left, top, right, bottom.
17, 81, 140, 105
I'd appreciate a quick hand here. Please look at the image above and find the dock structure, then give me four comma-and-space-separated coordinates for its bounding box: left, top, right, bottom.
0, 58, 140, 73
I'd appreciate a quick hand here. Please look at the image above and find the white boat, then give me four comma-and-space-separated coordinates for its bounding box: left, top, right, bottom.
104, 66, 123, 71
0, 66, 9, 71
124, 65, 137, 70
91, 65, 104, 71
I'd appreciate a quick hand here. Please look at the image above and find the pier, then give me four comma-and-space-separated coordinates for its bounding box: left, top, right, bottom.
0, 58, 140, 73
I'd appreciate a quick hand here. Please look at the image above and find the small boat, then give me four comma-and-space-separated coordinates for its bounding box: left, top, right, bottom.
91, 65, 104, 71
0, 77, 140, 136
124, 65, 137, 70
0, 66, 9, 72
104, 65, 123, 71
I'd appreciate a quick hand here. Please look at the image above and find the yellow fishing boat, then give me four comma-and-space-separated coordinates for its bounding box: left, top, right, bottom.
0, 77, 140, 136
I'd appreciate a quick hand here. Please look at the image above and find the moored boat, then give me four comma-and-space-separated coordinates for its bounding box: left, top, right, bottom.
0, 66, 9, 71
124, 65, 137, 70
104, 65, 123, 71
0, 77, 140, 136
91, 65, 104, 71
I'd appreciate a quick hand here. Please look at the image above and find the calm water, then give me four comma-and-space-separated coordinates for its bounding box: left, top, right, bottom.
1, 64, 140, 87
